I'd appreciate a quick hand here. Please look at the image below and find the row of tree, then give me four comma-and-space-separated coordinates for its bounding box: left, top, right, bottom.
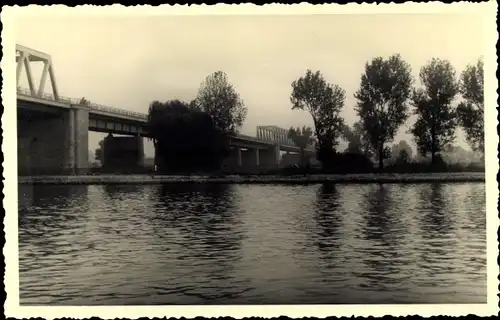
290, 55, 484, 169
145, 54, 483, 173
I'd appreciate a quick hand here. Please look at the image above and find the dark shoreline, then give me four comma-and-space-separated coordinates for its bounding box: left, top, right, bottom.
18, 172, 485, 185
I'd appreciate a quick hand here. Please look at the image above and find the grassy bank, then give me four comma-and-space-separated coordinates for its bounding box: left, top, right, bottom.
18, 172, 485, 185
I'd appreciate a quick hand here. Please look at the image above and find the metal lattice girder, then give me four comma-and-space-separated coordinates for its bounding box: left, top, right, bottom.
256, 125, 315, 150
257, 125, 295, 145
16, 44, 59, 100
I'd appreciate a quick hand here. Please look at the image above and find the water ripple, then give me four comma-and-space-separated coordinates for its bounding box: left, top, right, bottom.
18, 182, 487, 305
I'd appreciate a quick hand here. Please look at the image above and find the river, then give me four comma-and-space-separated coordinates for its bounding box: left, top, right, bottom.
18, 182, 486, 305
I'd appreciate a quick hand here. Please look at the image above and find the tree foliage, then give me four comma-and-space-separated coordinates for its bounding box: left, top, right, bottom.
94, 139, 104, 163
410, 58, 459, 163
147, 99, 227, 173
290, 69, 345, 166
354, 54, 413, 169
457, 58, 484, 153
342, 121, 374, 159
194, 71, 247, 135
288, 126, 314, 149
288, 126, 314, 166
80, 97, 89, 106
391, 140, 413, 162
396, 149, 410, 165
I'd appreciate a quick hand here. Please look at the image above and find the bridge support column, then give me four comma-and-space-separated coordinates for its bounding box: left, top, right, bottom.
153, 141, 161, 172
103, 134, 146, 173
102, 133, 113, 168
135, 134, 144, 167
222, 146, 243, 172
72, 106, 89, 175
237, 147, 242, 167
242, 148, 260, 170
67, 108, 76, 173
259, 144, 280, 169
18, 107, 85, 176
281, 152, 301, 167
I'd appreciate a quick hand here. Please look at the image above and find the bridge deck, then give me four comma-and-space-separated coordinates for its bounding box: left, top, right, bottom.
17, 87, 314, 152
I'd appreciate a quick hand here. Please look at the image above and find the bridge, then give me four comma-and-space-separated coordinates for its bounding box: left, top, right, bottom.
16, 44, 315, 175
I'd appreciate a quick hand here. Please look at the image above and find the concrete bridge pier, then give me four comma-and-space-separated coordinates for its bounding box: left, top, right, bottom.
72, 105, 90, 175
101, 133, 112, 168
17, 105, 89, 175
259, 144, 281, 169
223, 147, 266, 173
242, 148, 260, 169
102, 133, 145, 172
222, 146, 242, 171
237, 147, 242, 167
281, 152, 302, 167
135, 134, 145, 167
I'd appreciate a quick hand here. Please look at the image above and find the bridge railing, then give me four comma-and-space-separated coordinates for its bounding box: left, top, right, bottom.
79, 101, 148, 120
235, 133, 273, 144
17, 87, 148, 120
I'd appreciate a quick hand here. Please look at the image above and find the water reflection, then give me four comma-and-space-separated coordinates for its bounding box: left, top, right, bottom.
149, 183, 250, 303
18, 185, 89, 283
361, 185, 394, 243
19, 185, 89, 243
413, 183, 461, 292
103, 184, 142, 199
355, 185, 411, 299
19, 184, 88, 210
299, 183, 351, 299
418, 183, 454, 238
18, 182, 487, 305
460, 184, 486, 232
154, 184, 243, 254
312, 184, 343, 262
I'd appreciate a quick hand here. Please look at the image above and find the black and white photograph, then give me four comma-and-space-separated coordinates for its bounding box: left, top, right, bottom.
2, 2, 498, 318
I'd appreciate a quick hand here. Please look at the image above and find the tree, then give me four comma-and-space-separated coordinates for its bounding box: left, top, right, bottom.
79, 97, 89, 105
391, 140, 413, 163
342, 120, 374, 159
288, 126, 314, 166
354, 54, 413, 170
147, 99, 227, 173
290, 69, 345, 166
457, 58, 484, 153
195, 71, 247, 135
396, 149, 410, 165
94, 140, 104, 162
410, 58, 459, 164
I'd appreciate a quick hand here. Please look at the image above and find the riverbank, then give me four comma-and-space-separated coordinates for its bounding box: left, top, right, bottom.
18, 172, 485, 185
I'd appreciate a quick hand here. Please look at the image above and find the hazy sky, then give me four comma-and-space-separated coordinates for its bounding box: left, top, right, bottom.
15, 11, 488, 156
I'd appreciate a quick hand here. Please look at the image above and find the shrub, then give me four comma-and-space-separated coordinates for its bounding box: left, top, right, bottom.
322, 152, 374, 174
